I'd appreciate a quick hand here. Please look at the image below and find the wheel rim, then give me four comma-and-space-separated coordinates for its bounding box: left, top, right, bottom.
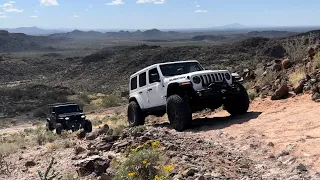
128, 106, 135, 124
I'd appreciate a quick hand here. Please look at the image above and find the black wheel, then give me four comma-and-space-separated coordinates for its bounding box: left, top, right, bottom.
127, 101, 145, 127
166, 95, 192, 132
84, 120, 92, 133
56, 123, 63, 135
224, 82, 250, 116
46, 121, 54, 131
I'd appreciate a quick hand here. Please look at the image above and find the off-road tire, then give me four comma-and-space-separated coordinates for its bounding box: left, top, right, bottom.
167, 95, 192, 132
127, 101, 145, 127
84, 120, 92, 133
46, 121, 54, 131
56, 123, 63, 135
224, 82, 250, 115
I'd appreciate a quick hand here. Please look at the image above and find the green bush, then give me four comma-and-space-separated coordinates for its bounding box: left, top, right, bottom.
79, 94, 91, 104
102, 95, 121, 108
113, 148, 163, 180
33, 107, 47, 118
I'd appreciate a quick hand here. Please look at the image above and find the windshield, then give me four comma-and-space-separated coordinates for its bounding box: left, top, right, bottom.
56, 105, 80, 114
160, 62, 203, 77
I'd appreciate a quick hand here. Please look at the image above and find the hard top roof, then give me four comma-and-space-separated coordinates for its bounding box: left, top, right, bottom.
47, 102, 78, 107
130, 60, 199, 78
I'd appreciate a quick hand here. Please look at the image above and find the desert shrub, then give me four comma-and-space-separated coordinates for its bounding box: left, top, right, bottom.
62, 140, 74, 149
102, 95, 121, 108
289, 68, 306, 87
258, 71, 278, 86
79, 93, 91, 104
314, 52, 320, 70
38, 158, 62, 180
33, 107, 47, 118
113, 125, 126, 136
113, 148, 167, 180
247, 89, 257, 101
45, 142, 60, 153
130, 126, 146, 136
283, 34, 317, 62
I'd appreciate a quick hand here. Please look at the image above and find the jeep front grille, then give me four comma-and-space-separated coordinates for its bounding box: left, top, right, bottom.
200, 73, 225, 87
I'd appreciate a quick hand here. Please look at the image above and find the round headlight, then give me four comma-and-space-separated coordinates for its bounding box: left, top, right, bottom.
65, 117, 70, 120
225, 73, 231, 80
193, 76, 201, 84
81, 115, 86, 119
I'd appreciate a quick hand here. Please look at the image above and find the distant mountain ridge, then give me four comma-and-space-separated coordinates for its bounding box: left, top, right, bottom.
50, 28, 183, 40
0, 30, 68, 52
0, 26, 64, 35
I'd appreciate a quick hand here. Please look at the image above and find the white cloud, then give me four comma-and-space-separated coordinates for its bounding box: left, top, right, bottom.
136, 0, 165, 4
195, 10, 207, 13
106, 0, 124, 5
0, 15, 6, 18
73, 15, 79, 18
30, 15, 38, 18
1, 2, 23, 13
196, 5, 200, 7
34, 10, 39, 13
40, 0, 58, 6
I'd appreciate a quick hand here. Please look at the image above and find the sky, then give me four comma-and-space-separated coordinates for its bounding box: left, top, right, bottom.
0, 0, 319, 29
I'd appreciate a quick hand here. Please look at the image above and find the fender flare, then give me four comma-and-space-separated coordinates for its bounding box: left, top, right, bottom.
129, 95, 145, 109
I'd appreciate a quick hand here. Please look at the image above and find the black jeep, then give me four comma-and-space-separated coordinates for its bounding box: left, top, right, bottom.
46, 102, 92, 135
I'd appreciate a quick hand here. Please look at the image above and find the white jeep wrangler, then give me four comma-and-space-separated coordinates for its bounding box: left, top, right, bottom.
127, 60, 249, 131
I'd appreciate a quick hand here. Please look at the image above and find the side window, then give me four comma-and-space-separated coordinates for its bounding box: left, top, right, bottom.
130, 76, 137, 90
139, 72, 147, 87
149, 68, 160, 84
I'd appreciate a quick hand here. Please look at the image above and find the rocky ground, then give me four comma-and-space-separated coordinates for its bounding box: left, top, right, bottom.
1, 95, 320, 180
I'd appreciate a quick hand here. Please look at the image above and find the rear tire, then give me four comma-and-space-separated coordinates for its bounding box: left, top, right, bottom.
167, 95, 192, 132
46, 121, 54, 131
84, 120, 92, 133
224, 82, 250, 115
56, 123, 63, 135
127, 101, 145, 127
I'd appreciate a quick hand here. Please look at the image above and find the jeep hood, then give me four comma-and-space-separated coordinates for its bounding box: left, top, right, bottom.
58, 112, 84, 118
165, 70, 230, 82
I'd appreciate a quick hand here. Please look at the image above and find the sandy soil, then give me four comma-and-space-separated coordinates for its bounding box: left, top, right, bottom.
197, 93, 320, 172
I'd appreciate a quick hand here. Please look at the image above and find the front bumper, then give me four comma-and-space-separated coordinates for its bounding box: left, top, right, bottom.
195, 82, 241, 98
64, 120, 85, 131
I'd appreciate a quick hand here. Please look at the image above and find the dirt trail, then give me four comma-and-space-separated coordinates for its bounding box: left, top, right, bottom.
196, 93, 320, 172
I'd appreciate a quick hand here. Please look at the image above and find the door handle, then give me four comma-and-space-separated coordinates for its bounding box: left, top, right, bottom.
147, 88, 152, 91
139, 92, 143, 94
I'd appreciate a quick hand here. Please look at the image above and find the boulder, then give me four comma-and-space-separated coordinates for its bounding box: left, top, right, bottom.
0, 56, 4, 61
74, 146, 86, 155
75, 155, 110, 177
86, 132, 98, 140
312, 92, 320, 101
97, 124, 109, 135
281, 58, 293, 69
308, 46, 316, 59
77, 130, 86, 139
25, 160, 36, 167
182, 168, 199, 177
271, 85, 289, 100
272, 63, 282, 72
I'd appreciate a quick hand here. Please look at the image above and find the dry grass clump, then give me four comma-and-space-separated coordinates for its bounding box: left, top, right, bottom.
289, 68, 306, 87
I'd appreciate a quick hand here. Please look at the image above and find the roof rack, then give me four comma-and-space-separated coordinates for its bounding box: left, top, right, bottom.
47, 102, 77, 107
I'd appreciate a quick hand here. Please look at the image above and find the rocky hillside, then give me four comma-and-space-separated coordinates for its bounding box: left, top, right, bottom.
48, 37, 285, 93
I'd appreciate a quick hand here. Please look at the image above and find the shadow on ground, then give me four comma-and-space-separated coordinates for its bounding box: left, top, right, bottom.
153, 111, 262, 132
